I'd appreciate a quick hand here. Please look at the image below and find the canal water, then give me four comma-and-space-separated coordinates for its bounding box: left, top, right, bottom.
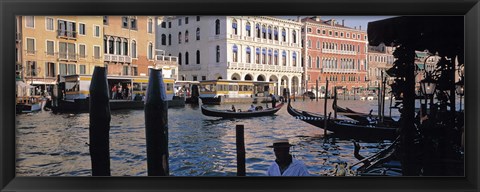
16, 98, 439, 176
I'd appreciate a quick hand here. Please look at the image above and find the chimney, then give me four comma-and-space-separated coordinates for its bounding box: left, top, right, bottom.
342, 20, 344, 27
315, 16, 321, 22
331, 19, 335, 26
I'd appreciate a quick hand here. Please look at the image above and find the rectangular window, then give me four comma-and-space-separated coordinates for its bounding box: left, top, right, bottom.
26, 16, 35, 28
46, 17, 54, 31
94, 46, 100, 59
59, 63, 67, 75
68, 43, 76, 60
57, 20, 77, 38
79, 23, 85, 35
59, 42, 76, 60
202, 76, 206, 80
196, 16, 200, 21
185, 17, 189, 24
94, 25, 100, 37
26, 61, 37, 76
67, 64, 76, 75
122, 17, 129, 28
178, 19, 182, 26
26, 38, 35, 54
130, 17, 137, 30
168, 22, 172, 28
103, 16, 109, 25
79, 44, 86, 58
45, 62, 56, 77
123, 66, 129, 75
193, 75, 197, 81
161, 22, 166, 28
46, 40, 54, 56
79, 65, 86, 74
132, 67, 138, 76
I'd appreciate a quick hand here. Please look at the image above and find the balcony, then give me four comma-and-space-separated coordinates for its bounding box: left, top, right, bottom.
322, 49, 357, 55
57, 30, 77, 40
155, 55, 178, 67
208, 35, 224, 41
322, 68, 358, 73
228, 34, 242, 40
227, 62, 303, 73
58, 52, 77, 62
104, 54, 132, 63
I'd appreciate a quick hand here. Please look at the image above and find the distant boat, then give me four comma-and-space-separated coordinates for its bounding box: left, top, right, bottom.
333, 104, 398, 127
201, 103, 284, 118
287, 101, 398, 140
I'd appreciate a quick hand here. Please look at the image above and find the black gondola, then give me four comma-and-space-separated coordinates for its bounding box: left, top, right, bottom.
201, 103, 284, 118
333, 103, 398, 127
287, 101, 398, 140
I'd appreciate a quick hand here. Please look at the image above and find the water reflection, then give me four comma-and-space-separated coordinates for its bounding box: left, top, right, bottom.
17, 99, 453, 176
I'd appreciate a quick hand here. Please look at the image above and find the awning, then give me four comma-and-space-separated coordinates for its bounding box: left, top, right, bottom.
16, 81, 34, 88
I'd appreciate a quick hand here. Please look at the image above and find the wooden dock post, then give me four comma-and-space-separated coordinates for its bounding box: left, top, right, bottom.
316, 79, 319, 101
334, 87, 338, 119
236, 124, 246, 176
323, 80, 329, 138
144, 68, 169, 176
89, 66, 111, 176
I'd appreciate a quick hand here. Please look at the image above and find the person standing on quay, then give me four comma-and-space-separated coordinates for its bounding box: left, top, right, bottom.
267, 139, 309, 176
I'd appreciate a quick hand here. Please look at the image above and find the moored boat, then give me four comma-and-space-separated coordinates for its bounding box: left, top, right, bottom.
201, 103, 284, 118
287, 101, 398, 140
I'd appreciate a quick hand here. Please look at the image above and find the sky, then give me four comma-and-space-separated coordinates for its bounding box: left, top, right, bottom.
279, 16, 396, 31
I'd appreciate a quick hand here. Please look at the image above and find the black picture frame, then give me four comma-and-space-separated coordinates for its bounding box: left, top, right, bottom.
1, 0, 478, 191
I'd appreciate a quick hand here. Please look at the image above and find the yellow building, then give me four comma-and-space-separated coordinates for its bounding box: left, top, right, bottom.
102, 16, 156, 76
17, 16, 104, 95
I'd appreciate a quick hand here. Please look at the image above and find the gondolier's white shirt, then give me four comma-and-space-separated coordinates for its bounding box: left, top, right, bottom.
267, 159, 310, 176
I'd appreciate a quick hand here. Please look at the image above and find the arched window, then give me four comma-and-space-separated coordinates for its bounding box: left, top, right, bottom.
308, 55, 312, 68
268, 49, 272, 64
215, 19, 220, 35
178, 53, 182, 65
262, 25, 267, 39
216, 45, 220, 62
131, 40, 136, 58
282, 51, 287, 66
292, 52, 297, 66
148, 18, 153, 33
148, 43, 153, 60
256, 24, 261, 38
282, 28, 286, 42
196, 28, 200, 40
245, 22, 251, 36
168, 34, 172, 45
185, 52, 189, 64
185, 30, 189, 43
178, 32, 182, 44
196, 50, 200, 64
123, 38, 128, 55
246, 47, 251, 63
268, 26, 272, 40
115, 38, 121, 55
316, 56, 320, 68
274, 50, 278, 65
103, 36, 108, 53
108, 37, 114, 54
161, 34, 166, 45
232, 44, 238, 62
292, 31, 297, 44
274, 27, 278, 41
232, 19, 238, 35
255, 48, 260, 64
261, 48, 266, 64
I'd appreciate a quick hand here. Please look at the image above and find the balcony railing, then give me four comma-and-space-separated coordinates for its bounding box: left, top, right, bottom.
58, 52, 77, 61
155, 55, 178, 66
227, 62, 303, 73
322, 49, 357, 55
104, 54, 131, 63
57, 30, 77, 39
322, 68, 358, 73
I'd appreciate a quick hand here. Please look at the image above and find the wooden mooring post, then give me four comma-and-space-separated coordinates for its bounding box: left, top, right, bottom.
144, 68, 169, 176
316, 79, 319, 102
323, 80, 329, 139
236, 124, 246, 176
89, 66, 111, 176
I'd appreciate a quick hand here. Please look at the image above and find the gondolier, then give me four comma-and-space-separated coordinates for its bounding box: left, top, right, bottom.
266, 139, 309, 176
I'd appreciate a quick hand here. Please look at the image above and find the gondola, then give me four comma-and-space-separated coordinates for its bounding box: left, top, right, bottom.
287, 100, 398, 140
201, 103, 284, 118
333, 103, 399, 127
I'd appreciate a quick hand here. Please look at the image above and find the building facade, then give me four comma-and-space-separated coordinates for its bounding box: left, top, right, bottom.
367, 43, 395, 93
17, 16, 104, 95
156, 16, 304, 95
102, 16, 157, 76
301, 16, 368, 97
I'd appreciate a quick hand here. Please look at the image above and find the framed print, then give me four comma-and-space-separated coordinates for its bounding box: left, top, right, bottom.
1, 0, 479, 191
